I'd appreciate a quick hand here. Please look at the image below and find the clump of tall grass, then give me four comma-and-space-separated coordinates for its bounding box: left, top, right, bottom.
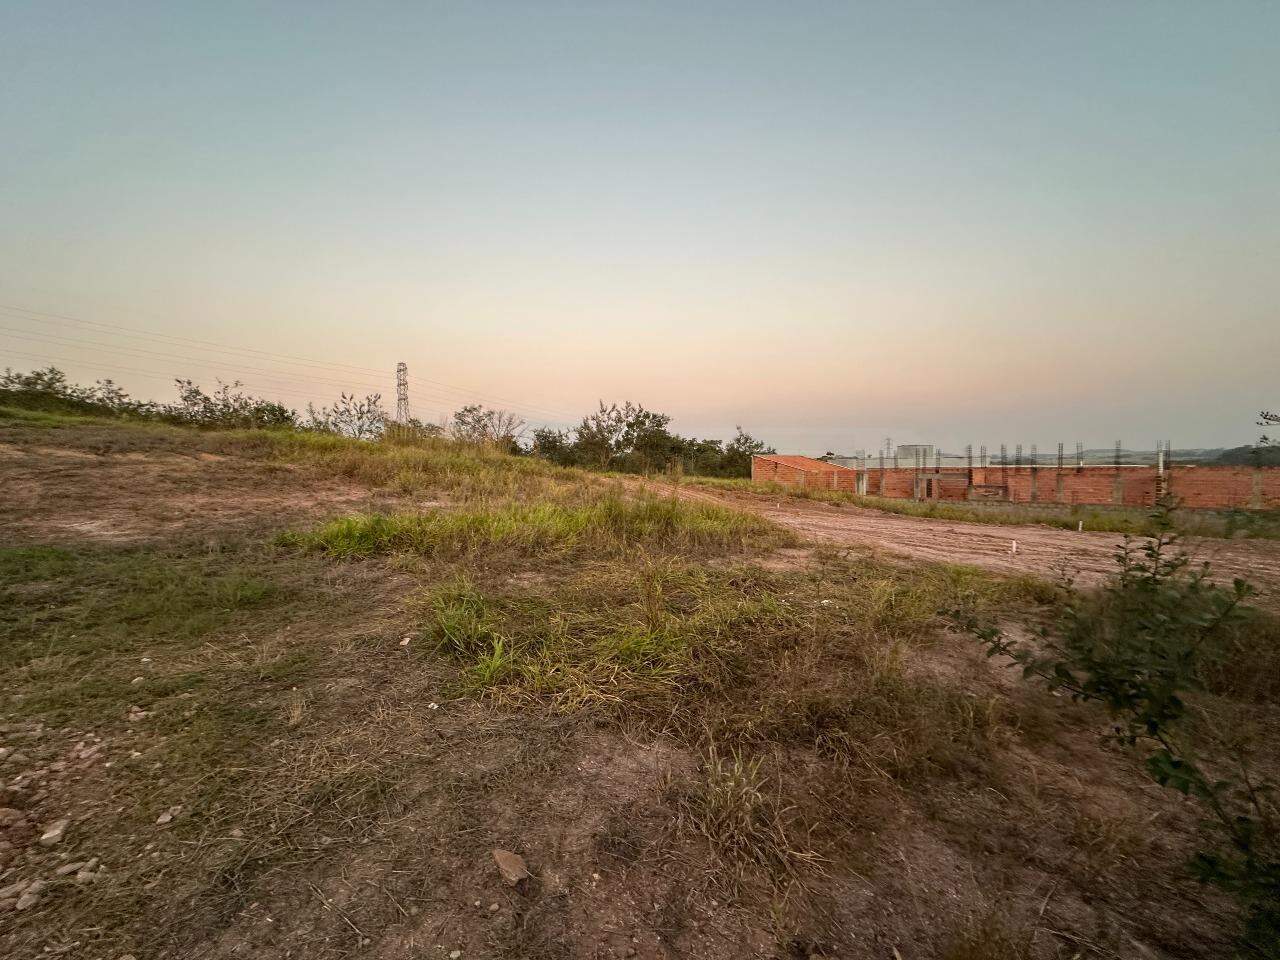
285, 493, 786, 560
671, 743, 825, 886
214, 428, 588, 501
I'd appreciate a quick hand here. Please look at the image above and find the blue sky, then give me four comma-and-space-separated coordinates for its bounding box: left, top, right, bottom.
2, 1, 1276, 453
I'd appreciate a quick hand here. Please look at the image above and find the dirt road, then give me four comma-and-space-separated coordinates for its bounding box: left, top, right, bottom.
668, 482, 1280, 600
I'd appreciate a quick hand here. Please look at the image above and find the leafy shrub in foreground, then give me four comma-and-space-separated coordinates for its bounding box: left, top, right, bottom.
961, 503, 1278, 956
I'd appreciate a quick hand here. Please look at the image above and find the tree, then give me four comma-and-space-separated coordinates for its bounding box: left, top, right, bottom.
306, 392, 386, 439
449, 404, 527, 449
1261, 411, 1279, 448
721, 427, 775, 477
169, 379, 296, 429
1, 366, 155, 416
573, 402, 629, 469
530, 427, 576, 466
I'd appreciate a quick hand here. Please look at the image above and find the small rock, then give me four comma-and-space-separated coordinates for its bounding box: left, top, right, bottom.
449, 952, 462, 960
156, 805, 182, 826
15, 878, 46, 909
131, 677, 145, 685
492, 848, 530, 885
75, 867, 98, 884
0, 879, 29, 898
55, 860, 88, 877
0, 807, 25, 827
39, 818, 70, 846
488, 902, 499, 912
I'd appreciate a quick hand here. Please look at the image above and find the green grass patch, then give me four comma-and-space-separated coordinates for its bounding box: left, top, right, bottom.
417, 554, 1041, 781
285, 493, 788, 560
0, 543, 305, 723
0, 404, 120, 428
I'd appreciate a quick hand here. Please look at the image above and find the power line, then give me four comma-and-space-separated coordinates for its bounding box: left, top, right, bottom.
0, 325, 390, 395
0, 302, 388, 378
0, 324, 573, 425
0, 346, 567, 429
0, 348, 335, 406
0, 301, 581, 421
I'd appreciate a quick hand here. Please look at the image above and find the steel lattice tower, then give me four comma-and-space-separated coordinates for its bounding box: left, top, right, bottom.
395, 362, 410, 422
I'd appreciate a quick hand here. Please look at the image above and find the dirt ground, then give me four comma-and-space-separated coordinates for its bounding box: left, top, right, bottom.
668, 482, 1280, 602
1, 423, 1270, 959
0, 437, 388, 545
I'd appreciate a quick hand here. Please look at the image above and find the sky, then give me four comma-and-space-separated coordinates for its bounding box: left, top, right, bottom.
1, 1, 1276, 454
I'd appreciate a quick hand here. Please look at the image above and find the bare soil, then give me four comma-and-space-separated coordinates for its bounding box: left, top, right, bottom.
0, 437, 389, 545
668, 482, 1280, 600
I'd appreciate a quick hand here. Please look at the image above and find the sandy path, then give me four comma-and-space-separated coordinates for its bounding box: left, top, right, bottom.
666, 482, 1280, 600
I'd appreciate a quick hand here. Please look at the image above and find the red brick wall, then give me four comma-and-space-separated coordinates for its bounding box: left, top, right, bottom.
750, 458, 1280, 511
936, 474, 971, 500
1168, 466, 1275, 509
1058, 471, 1124, 505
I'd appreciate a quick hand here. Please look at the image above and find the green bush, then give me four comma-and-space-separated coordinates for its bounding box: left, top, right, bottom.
961, 505, 1279, 954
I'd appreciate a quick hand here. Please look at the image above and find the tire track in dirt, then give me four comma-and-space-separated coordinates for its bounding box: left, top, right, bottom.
661, 482, 1280, 601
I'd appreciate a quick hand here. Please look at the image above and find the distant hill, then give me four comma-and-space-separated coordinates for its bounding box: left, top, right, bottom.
1212, 445, 1280, 466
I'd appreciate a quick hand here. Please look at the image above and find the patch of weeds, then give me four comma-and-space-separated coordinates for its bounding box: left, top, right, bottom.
422, 554, 1023, 786
287, 493, 786, 561
421, 559, 801, 713
737, 641, 1008, 782
0, 545, 79, 581
672, 744, 824, 888
428, 577, 501, 657
0, 543, 305, 724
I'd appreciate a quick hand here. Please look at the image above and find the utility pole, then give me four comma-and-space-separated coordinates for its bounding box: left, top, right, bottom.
395, 362, 410, 423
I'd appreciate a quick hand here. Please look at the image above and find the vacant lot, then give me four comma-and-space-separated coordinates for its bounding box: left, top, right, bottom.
674, 481, 1280, 602
2, 413, 1278, 959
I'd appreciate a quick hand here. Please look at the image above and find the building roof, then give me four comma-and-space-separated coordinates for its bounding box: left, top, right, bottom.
754, 454, 853, 473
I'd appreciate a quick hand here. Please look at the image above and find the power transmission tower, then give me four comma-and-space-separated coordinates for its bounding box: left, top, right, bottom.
395, 362, 410, 422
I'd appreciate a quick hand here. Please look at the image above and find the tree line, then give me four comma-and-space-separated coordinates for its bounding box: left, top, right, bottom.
0, 367, 774, 478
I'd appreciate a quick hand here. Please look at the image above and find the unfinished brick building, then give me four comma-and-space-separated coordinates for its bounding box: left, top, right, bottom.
751, 454, 1280, 511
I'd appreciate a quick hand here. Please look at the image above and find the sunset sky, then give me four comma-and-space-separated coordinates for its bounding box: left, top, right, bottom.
2, 2, 1276, 454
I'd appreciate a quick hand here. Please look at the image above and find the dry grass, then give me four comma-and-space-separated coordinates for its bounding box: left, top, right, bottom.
940, 913, 1033, 960
414, 551, 1036, 780
670, 743, 825, 888
212, 428, 591, 502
